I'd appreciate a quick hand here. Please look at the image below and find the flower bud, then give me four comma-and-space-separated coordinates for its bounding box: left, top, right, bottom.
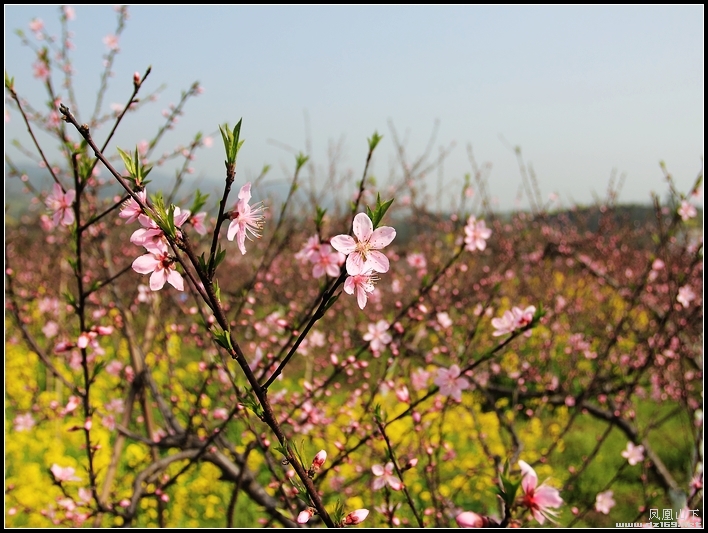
343, 509, 369, 526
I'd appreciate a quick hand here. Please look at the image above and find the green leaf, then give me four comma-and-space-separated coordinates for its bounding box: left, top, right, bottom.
368, 131, 383, 152
117, 147, 135, 177
314, 205, 327, 231
211, 324, 233, 352
295, 152, 309, 171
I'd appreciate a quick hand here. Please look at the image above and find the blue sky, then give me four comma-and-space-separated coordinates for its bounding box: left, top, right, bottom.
5, 5, 704, 212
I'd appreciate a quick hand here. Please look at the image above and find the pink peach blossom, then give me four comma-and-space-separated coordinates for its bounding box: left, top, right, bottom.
344, 270, 377, 309
518, 460, 563, 525
595, 490, 615, 514
372, 462, 403, 491
621, 442, 644, 465
45, 183, 76, 227
331, 212, 396, 275
227, 182, 266, 255
463, 216, 492, 252
131, 241, 184, 291
434, 364, 470, 402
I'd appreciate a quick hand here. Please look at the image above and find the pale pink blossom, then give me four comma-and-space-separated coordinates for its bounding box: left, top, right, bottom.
62, 395, 81, 415
433, 364, 470, 402
227, 182, 265, 255
331, 212, 396, 275
295, 234, 321, 263
491, 309, 517, 336
621, 442, 645, 465
456, 511, 487, 528
411, 368, 430, 391
104, 360, 123, 377
464, 216, 492, 252
310, 244, 345, 278
32, 60, 50, 80
63, 6, 76, 20
437, 312, 453, 328
343, 509, 369, 526
492, 305, 536, 336
518, 460, 563, 525
595, 490, 615, 514
678, 200, 697, 221
395, 385, 410, 403
677, 285, 696, 308
189, 212, 208, 235
103, 34, 119, 50
45, 183, 76, 227
132, 241, 184, 291
119, 190, 147, 224
51, 464, 82, 482
363, 320, 392, 353
213, 407, 229, 420
13, 413, 36, 432
42, 321, 59, 338
372, 462, 403, 491
344, 270, 377, 309
130, 207, 190, 247
29, 18, 44, 33
407, 252, 427, 270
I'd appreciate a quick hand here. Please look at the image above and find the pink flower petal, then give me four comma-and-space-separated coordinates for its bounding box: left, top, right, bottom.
352, 212, 373, 241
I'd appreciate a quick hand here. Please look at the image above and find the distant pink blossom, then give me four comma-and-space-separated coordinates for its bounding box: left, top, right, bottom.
42, 321, 59, 338
491, 309, 516, 336
621, 442, 644, 465
518, 460, 563, 525
411, 368, 430, 391
437, 311, 453, 328
13, 413, 36, 432
372, 462, 403, 491
227, 182, 266, 255
63, 6, 75, 20
103, 34, 119, 50
295, 234, 321, 263
344, 270, 377, 309
45, 183, 76, 227
464, 216, 492, 252
50, 464, 82, 482
331, 212, 396, 275
62, 395, 81, 416
595, 490, 615, 514
29, 18, 44, 33
310, 244, 344, 278
677, 285, 696, 308
212, 407, 229, 420
492, 305, 536, 336
407, 252, 427, 270
189, 212, 208, 235
434, 364, 470, 402
132, 241, 184, 291
363, 320, 392, 353
678, 200, 697, 221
